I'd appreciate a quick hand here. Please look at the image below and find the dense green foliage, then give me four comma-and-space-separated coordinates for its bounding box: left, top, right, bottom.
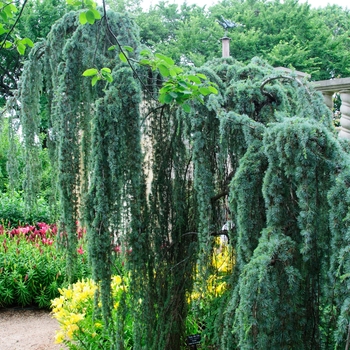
135, 0, 350, 80
0, 0, 69, 105
0, 0, 68, 223
0, 117, 22, 192
0, 191, 53, 226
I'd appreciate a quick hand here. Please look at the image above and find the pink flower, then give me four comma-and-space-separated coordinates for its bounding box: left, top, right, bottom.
77, 227, 86, 240
77, 246, 85, 255
10, 228, 19, 236
113, 245, 121, 253
51, 225, 57, 234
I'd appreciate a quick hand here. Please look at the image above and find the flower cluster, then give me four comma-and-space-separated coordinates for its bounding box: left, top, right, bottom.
52, 275, 128, 347
0, 223, 91, 308
52, 279, 97, 343
1, 222, 57, 246
190, 238, 234, 301
186, 238, 235, 339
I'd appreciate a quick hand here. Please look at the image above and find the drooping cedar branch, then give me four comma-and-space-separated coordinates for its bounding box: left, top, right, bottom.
17, 11, 350, 350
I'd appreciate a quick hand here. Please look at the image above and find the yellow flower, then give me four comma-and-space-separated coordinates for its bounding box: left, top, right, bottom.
215, 281, 227, 295
62, 288, 73, 299
94, 322, 102, 328
70, 313, 85, 324
66, 324, 79, 339
112, 275, 122, 286
55, 331, 65, 344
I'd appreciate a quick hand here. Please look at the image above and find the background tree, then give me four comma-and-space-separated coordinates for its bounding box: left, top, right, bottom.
0, 0, 69, 106
136, 2, 220, 66
136, 0, 350, 80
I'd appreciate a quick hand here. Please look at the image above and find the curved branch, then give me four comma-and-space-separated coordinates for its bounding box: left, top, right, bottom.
141, 104, 165, 126
260, 74, 312, 99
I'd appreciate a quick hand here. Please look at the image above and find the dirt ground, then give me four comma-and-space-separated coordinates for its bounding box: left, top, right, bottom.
0, 308, 66, 350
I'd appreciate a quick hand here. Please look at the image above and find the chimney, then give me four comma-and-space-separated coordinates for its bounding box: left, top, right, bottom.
221, 36, 231, 58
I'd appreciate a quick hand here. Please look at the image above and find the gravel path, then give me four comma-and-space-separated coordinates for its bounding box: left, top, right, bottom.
0, 308, 66, 350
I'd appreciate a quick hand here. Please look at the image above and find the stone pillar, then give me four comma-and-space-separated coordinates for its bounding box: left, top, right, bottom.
338, 90, 350, 140
221, 36, 231, 58
322, 91, 334, 110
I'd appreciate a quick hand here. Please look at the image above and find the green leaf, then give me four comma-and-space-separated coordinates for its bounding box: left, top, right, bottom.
85, 10, 95, 24
139, 59, 151, 66
159, 85, 172, 94
79, 12, 87, 25
4, 5, 15, 18
196, 73, 207, 80
91, 75, 99, 86
199, 87, 211, 96
66, 0, 81, 5
0, 27, 7, 36
123, 46, 134, 52
168, 68, 177, 77
9, 4, 17, 13
187, 75, 201, 84
179, 81, 189, 89
108, 45, 116, 51
119, 52, 128, 63
0, 11, 8, 22
208, 86, 218, 94
16, 43, 26, 55
91, 9, 101, 19
174, 66, 183, 74
86, 0, 97, 9
2, 40, 12, 48
158, 64, 170, 77
103, 74, 113, 83
24, 38, 34, 48
101, 67, 111, 73
155, 53, 174, 66
140, 49, 151, 56
163, 94, 173, 103
82, 68, 98, 76
182, 104, 191, 113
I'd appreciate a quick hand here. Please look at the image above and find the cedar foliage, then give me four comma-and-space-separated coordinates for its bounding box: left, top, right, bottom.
16, 9, 350, 350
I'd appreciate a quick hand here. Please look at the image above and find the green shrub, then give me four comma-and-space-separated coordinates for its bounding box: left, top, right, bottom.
0, 191, 55, 227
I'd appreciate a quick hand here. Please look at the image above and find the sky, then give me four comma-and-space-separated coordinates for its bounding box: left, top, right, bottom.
141, 0, 349, 10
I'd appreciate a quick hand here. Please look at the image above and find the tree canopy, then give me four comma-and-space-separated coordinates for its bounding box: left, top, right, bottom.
135, 0, 350, 80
